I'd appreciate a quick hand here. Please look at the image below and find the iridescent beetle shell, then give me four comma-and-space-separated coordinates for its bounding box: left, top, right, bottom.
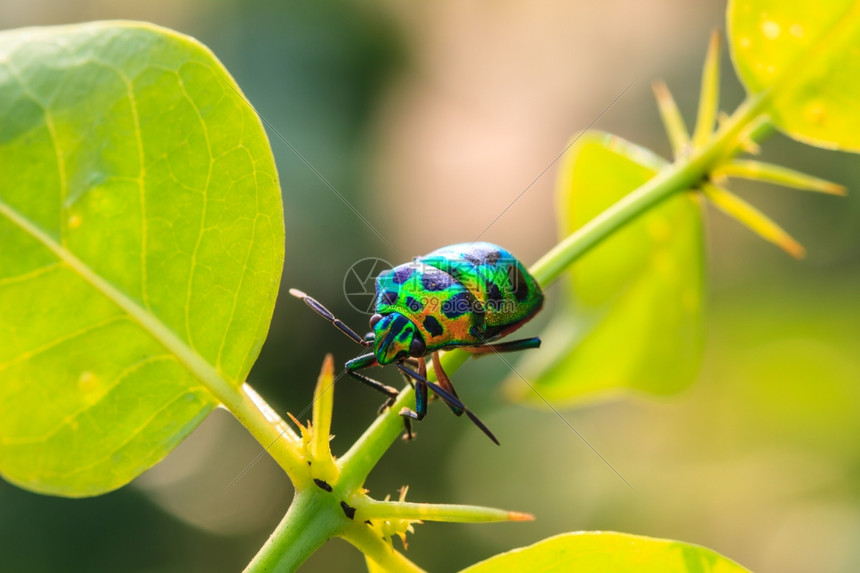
370, 242, 544, 364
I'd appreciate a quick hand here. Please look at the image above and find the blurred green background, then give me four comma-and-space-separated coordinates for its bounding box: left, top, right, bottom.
1, 1, 858, 572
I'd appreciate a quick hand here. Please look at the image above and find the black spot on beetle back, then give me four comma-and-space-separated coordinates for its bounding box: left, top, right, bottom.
509, 265, 530, 302
463, 252, 482, 266
393, 266, 414, 284
421, 269, 455, 291
487, 282, 503, 305
442, 292, 471, 318
423, 315, 444, 337
380, 290, 399, 305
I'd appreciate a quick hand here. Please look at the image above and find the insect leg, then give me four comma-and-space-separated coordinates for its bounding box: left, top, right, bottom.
398, 372, 428, 422
347, 352, 399, 401
348, 354, 415, 440
289, 288, 369, 346
397, 357, 427, 440
464, 336, 541, 355
431, 352, 463, 416
347, 368, 400, 401
398, 357, 429, 422
396, 362, 499, 445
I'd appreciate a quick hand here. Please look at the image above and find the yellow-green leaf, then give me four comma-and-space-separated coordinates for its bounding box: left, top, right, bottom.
728, 0, 860, 151
508, 132, 704, 405
461, 532, 751, 573
0, 22, 284, 496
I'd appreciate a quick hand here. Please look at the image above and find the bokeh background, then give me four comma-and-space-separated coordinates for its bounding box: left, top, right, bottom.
1, 1, 858, 572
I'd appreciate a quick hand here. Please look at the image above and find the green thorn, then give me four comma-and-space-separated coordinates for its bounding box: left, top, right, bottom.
692, 30, 722, 148
310, 353, 339, 483
359, 499, 534, 524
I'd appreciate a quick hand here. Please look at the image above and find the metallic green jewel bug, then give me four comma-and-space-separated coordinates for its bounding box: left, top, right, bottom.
290, 242, 544, 444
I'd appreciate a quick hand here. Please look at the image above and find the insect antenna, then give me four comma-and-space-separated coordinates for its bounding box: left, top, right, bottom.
289, 288, 369, 346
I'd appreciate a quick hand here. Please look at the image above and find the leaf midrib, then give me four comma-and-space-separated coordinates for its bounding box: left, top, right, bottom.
0, 197, 238, 407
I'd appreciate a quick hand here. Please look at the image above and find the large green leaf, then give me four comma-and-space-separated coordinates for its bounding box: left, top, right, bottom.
461, 532, 751, 573
0, 22, 284, 496
507, 132, 704, 405
728, 0, 860, 151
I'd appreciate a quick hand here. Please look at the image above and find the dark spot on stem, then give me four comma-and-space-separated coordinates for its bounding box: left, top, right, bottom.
340, 501, 356, 520
314, 479, 332, 492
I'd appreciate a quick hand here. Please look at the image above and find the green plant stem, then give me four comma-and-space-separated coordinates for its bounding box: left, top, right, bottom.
244, 490, 344, 573
530, 91, 770, 286
339, 90, 773, 491
341, 522, 427, 573
338, 384, 415, 491
225, 384, 308, 485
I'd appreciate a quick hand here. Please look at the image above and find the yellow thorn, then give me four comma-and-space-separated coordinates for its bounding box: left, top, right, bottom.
692, 29, 722, 148
703, 184, 806, 259
286, 411, 306, 432
652, 79, 690, 157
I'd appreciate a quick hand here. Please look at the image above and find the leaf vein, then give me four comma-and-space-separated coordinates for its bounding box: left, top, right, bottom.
216, 214, 257, 371
0, 314, 126, 374
114, 68, 150, 311
1, 354, 176, 445
176, 75, 214, 352
0, 262, 63, 287
37, 387, 208, 479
